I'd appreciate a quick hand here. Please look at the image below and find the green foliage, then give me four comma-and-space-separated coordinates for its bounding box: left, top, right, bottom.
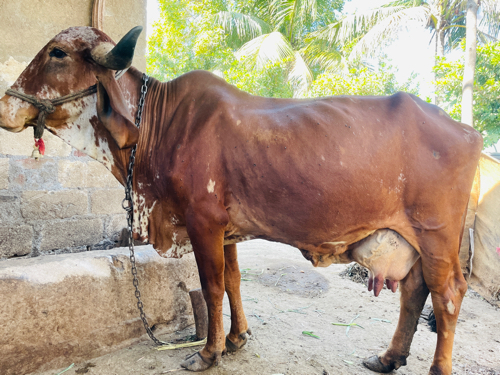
147, 0, 420, 100
223, 58, 294, 98
147, 0, 294, 97
435, 41, 500, 147
147, 0, 233, 81
309, 60, 420, 97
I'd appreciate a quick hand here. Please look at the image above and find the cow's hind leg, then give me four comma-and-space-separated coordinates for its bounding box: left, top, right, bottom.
420, 235, 467, 375
180, 208, 228, 371
224, 243, 251, 352
363, 258, 429, 372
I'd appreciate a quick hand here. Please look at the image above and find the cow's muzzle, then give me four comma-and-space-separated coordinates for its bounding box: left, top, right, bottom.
0, 94, 38, 133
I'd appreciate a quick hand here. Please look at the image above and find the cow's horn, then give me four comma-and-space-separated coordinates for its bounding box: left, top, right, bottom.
91, 26, 143, 70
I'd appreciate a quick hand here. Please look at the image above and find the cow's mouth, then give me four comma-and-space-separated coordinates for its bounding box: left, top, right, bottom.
25, 118, 37, 128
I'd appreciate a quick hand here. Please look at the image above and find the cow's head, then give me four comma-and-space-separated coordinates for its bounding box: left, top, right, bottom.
0, 26, 143, 165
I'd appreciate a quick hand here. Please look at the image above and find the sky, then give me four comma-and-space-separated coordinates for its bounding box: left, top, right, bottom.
147, 0, 161, 37
145, 0, 449, 99
338, 0, 437, 98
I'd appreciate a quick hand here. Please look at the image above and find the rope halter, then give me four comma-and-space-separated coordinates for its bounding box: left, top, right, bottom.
4, 67, 129, 139
5, 85, 98, 139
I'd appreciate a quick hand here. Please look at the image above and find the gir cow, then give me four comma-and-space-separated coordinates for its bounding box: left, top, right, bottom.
0, 26, 483, 374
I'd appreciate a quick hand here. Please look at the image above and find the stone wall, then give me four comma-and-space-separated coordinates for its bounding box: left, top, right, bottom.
0, 0, 147, 259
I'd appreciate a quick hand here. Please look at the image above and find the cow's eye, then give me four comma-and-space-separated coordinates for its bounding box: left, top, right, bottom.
49, 48, 67, 59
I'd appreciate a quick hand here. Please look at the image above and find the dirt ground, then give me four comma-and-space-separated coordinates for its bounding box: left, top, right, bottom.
36, 240, 500, 375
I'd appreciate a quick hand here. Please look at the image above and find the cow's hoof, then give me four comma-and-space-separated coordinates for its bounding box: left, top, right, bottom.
180, 352, 214, 371
362, 355, 395, 373
225, 330, 249, 353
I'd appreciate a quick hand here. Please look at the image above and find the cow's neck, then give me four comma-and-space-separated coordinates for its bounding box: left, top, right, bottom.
126, 73, 181, 188
50, 67, 180, 192
47, 67, 146, 186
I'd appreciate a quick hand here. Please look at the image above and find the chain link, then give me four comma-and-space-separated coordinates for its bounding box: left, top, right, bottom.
122, 74, 166, 346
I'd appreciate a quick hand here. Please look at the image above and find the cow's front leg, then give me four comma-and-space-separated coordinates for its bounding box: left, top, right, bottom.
224, 244, 251, 352
363, 258, 429, 372
180, 208, 228, 371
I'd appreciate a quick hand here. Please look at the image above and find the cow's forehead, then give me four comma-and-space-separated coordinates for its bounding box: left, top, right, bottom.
51, 27, 112, 51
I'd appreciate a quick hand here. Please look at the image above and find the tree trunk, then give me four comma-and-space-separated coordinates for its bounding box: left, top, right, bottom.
434, 15, 445, 105
461, 0, 479, 126
436, 28, 445, 58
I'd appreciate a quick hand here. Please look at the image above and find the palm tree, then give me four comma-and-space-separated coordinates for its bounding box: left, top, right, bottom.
309, 0, 500, 106
215, 0, 470, 97
461, 0, 500, 126
215, 0, 499, 101
215, 0, 344, 97
308, 1, 469, 67
461, 0, 479, 125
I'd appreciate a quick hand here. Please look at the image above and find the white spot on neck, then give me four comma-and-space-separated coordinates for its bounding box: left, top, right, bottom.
207, 179, 215, 193
119, 87, 135, 113
132, 193, 157, 241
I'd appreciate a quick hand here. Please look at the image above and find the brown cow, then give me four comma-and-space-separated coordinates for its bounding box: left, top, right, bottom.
0, 26, 483, 375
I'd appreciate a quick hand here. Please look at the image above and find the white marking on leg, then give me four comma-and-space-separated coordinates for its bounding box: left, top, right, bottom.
446, 300, 455, 315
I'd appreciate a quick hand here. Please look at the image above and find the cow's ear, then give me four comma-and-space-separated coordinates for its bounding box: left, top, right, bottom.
95, 70, 139, 149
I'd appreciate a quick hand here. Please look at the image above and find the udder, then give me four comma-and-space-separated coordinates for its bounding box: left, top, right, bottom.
351, 229, 420, 296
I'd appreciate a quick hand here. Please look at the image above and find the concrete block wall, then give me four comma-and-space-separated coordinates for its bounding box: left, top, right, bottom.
0, 0, 147, 259
0, 144, 128, 258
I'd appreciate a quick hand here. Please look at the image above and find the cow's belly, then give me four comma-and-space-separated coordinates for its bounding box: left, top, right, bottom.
153, 213, 419, 290
300, 229, 420, 286
154, 226, 256, 259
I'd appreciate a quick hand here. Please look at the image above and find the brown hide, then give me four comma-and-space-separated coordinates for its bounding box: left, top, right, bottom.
135, 72, 481, 260
0, 27, 484, 375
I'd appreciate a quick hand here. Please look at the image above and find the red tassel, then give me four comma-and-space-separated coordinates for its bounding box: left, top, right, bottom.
35, 138, 45, 155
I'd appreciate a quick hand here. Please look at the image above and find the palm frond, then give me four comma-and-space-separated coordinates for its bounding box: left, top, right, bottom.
349, 6, 429, 60
479, 0, 500, 40
236, 31, 295, 70
309, 5, 417, 47
477, 29, 498, 44
215, 11, 270, 41
302, 38, 342, 71
274, 1, 296, 31
288, 51, 314, 97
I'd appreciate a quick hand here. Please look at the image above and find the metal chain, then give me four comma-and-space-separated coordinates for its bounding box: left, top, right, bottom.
122, 74, 166, 346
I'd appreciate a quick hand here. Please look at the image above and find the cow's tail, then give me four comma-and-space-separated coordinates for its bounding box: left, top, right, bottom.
457, 163, 481, 275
